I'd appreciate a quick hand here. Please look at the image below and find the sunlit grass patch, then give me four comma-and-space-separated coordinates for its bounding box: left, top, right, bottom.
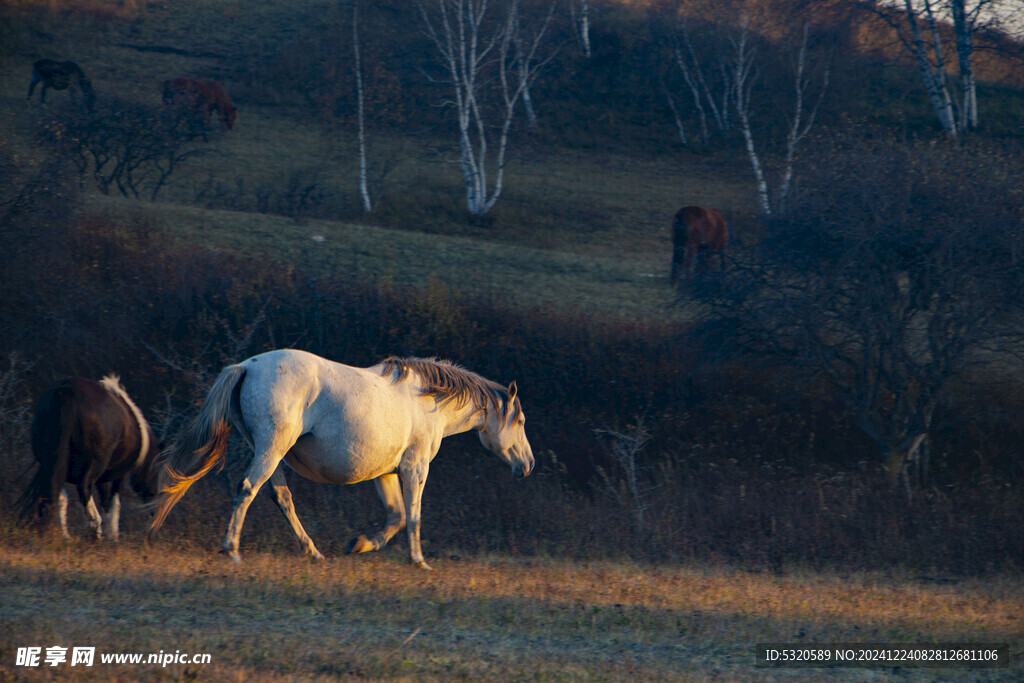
2, 535, 1021, 680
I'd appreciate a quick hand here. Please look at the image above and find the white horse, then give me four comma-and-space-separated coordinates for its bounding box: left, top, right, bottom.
149, 349, 534, 569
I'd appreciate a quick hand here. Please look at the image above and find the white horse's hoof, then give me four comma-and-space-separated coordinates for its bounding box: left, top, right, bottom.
219, 547, 242, 563
346, 536, 376, 554
309, 549, 326, 561
414, 560, 433, 571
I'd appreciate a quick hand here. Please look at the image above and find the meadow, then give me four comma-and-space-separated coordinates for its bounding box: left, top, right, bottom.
2, 530, 1022, 681
2, 0, 1024, 679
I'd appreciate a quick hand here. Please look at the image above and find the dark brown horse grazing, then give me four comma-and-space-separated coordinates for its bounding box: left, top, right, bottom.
162, 76, 237, 130
671, 205, 729, 284
16, 376, 161, 541
27, 59, 96, 112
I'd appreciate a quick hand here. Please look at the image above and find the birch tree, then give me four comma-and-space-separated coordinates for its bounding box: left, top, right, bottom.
570, 0, 592, 58
863, 0, 1012, 136
510, 0, 557, 128
418, 0, 556, 216
730, 21, 771, 215
946, 0, 1012, 131
730, 19, 830, 216
662, 14, 732, 145
353, 0, 372, 212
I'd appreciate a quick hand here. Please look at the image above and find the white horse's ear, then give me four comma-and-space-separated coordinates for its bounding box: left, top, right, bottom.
507, 381, 517, 401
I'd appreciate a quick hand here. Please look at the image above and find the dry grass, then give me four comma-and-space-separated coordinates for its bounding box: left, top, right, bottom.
1, 530, 1021, 681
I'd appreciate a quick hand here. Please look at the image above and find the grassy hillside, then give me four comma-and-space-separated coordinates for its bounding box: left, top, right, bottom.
0, 0, 764, 322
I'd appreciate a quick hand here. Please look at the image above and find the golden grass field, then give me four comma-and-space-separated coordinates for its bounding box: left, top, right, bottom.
1, 528, 1022, 681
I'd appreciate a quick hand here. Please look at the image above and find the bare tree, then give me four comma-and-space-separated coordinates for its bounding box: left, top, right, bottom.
730, 19, 771, 215
510, 0, 557, 128
660, 10, 732, 145
41, 100, 212, 201
861, 0, 1013, 136
570, 0, 592, 58
729, 19, 830, 216
418, 0, 556, 215
594, 415, 655, 536
353, 0, 372, 212
946, 0, 1016, 131
778, 25, 831, 208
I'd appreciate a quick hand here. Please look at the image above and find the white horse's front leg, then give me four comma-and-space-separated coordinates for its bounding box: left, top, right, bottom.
400, 459, 432, 570
269, 468, 324, 560
221, 452, 282, 562
347, 473, 406, 555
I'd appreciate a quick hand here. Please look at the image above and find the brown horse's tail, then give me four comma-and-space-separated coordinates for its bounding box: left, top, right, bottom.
149, 364, 246, 534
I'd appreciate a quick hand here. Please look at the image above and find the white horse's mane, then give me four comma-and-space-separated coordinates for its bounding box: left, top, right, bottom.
379, 357, 519, 421
100, 374, 151, 463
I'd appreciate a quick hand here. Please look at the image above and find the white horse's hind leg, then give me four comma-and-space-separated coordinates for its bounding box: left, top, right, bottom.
84, 495, 103, 540
102, 493, 120, 542
347, 473, 406, 555
58, 486, 71, 540
221, 450, 288, 562
268, 468, 324, 560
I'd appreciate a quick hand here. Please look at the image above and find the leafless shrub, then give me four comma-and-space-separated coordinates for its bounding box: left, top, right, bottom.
594, 414, 657, 536
38, 100, 214, 201
0, 352, 34, 509
254, 167, 333, 223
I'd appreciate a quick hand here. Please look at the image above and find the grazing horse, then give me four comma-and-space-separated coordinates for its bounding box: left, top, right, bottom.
150, 349, 534, 569
27, 59, 96, 112
17, 376, 160, 541
671, 205, 729, 284
162, 76, 237, 130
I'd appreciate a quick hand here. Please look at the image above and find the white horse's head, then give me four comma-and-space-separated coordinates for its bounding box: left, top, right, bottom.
479, 381, 534, 479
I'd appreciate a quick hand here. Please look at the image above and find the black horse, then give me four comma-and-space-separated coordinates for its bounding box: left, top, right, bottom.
17, 376, 160, 541
27, 59, 96, 112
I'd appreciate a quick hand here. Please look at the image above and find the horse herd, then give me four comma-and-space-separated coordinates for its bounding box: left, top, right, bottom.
20, 60, 729, 569
17, 351, 533, 570
27, 59, 236, 131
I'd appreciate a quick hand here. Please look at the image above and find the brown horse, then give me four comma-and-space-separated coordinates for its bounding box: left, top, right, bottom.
671, 205, 729, 284
27, 59, 95, 112
16, 376, 161, 541
162, 76, 237, 130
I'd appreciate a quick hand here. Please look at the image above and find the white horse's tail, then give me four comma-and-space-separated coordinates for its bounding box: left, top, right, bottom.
149, 364, 245, 534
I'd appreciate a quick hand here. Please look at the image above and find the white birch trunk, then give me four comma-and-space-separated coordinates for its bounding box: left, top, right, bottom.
779, 25, 829, 210
902, 0, 958, 139
680, 20, 728, 133
951, 0, 979, 130
731, 22, 771, 216
578, 0, 592, 59
353, 1, 372, 213
670, 42, 704, 143
511, 0, 538, 128
663, 84, 688, 146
